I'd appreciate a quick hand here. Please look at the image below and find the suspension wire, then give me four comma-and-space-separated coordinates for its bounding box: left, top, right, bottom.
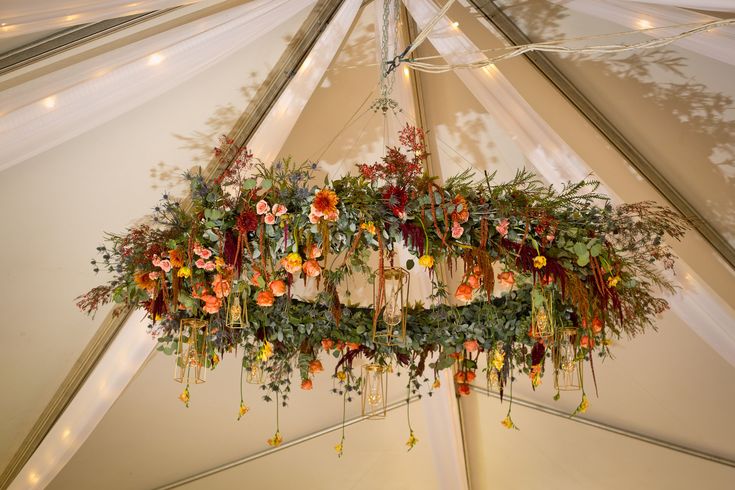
404, 18, 735, 73
310, 88, 375, 162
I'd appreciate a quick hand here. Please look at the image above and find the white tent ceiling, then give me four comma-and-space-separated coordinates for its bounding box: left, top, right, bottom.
1, 0, 734, 488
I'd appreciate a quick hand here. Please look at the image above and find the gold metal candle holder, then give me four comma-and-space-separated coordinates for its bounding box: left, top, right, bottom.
530, 288, 554, 340
173, 318, 209, 384
361, 363, 388, 419
373, 267, 410, 346
245, 364, 265, 384
554, 327, 582, 391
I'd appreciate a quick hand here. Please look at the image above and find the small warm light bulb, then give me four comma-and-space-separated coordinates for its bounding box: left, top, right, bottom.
147, 53, 164, 66
637, 19, 652, 30
451, 21, 459, 29
28, 472, 40, 485
65, 14, 79, 22
403, 66, 410, 77
42, 96, 56, 109
62, 429, 71, 439
302, 57, 311, 70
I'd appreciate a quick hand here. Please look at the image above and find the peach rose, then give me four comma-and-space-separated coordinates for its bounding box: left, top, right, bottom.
301, 378, 313, 390
498, 271, 515, 286
269, 279, 287, 297
454, 372, 466, 383
580, 335, 595, 349
256, 200, 270, 215
465, 371, 476, 382
591, 317, 603, 333
256, 290, 274, 307
303, 259, 321, 277
455, 283, 473, 302
451, 221, 464, 239
211, 274, 231, 299
308, 359, 324, 374
272, 203, 287, 216
457, 384, 471, 396
346, 342, 360, 351
200, 294, 222, 314
467, 274, 480, 290
264, 213, 276, 225
463, 339, 480, 352
321, 338, 334, 351
307, 243, 322, 259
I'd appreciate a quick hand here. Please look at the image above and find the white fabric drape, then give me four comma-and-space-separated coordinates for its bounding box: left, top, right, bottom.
621, 0, 735, 12
0, 0, 315, 171
550, 0, 735, 67
9, 1, 363, 487
404, 0, 735, 366
0, 1, 200, 38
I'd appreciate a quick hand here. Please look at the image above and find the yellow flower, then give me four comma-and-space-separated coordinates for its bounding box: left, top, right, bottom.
212, 353, 220, 367
418, 254, 435, 268
237, 402, 249, 420
336, 371, 347, 382
533, 255, 547, 269
280, 252, 303, 274
177, 266, 192, 278
575, 394, 589, 415
267, 431, 283, 447
257, 341, 274, 362
529, 364, 542, 388
360, 222, 377, 234
215, 256, 225, 271
406, 430, 418, 451
432, 378, 441, 389
501, 414, 517, 430
492, 349, 505, 371
607, 275, 621, 288
334, 442, 344, 457
178, 387, 190, 407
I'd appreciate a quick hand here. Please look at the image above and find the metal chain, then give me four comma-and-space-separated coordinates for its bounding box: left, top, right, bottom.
372, 0, 400, 114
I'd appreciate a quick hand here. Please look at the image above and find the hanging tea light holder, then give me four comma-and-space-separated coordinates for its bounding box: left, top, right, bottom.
173, 318, 209, 384
373, 267, 409, 346
361, 363, 389, 419
553, 327, 582, 391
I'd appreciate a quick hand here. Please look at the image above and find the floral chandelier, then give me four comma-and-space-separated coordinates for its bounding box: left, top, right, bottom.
79, 125, 688, 452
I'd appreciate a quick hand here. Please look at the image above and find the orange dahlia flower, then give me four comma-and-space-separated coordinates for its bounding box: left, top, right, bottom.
269, 279, 287, 297
311, 188, 339, 219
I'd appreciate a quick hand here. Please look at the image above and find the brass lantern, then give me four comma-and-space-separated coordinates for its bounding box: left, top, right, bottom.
530, 288, 554, 340
554, 327, 582, 391
361, 364, 388, 419
174, 318, 209, 384
373, 267, 409, 346
245, 364, 265, 384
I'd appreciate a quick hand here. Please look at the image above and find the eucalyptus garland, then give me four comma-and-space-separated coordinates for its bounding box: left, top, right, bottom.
79, 126, 687, 446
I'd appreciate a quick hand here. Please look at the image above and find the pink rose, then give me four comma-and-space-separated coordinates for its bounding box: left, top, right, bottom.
194, 243, 212, 259
309, 212, 320, 224
158, 259, 172, 273
272, 203, 287, 216
496, 218, 509, 237
451, 221, 464, 239
195, 258, 206, 269
546, 234, 555, 243
326, 209, 340, 221
256, 200, 270, 215
152, 255, 162, 267
203, 261, 216, 271
310, 204, 322, 218
264, 213, 276, 225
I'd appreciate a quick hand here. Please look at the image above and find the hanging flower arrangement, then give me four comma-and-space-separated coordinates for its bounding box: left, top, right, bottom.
78, 126, 688, 452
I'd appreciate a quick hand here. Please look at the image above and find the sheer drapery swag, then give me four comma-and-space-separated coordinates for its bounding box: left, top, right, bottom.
549, 0, 735, 67
7, 1, 364, 488
0, 0, 316, 171
403, 0, 735, 367
0, 1, 201, 38
620, 0, 735, 12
